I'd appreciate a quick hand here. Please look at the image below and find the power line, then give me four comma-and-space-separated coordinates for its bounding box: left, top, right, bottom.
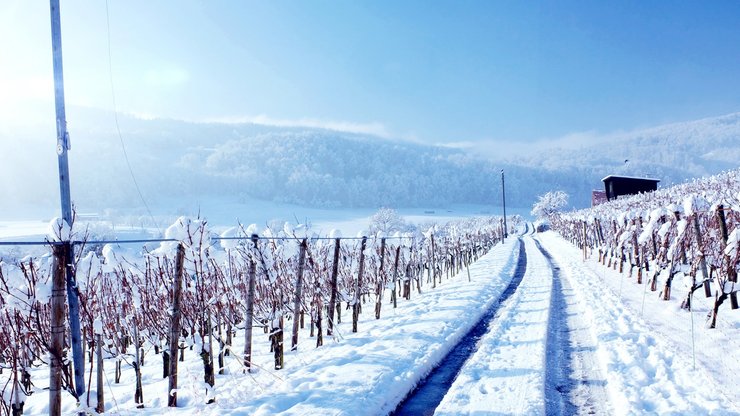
104, 0, 161, 234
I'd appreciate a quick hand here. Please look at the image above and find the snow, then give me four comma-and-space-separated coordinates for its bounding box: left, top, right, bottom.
3, 218, 738, 415
47, 217, 71, 242
16, 236, 521, 415
435, 237, 550, 415
538, 231, 738, 415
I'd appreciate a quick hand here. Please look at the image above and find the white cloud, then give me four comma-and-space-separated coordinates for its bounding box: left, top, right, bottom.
444, 129, 622, 161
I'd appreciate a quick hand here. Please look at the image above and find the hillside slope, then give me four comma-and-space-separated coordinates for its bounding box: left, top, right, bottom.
3, 109, 739, 215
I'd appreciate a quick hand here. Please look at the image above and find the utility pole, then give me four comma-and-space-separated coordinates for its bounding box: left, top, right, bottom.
50, 0, 86, 408
501, 169, 508, 238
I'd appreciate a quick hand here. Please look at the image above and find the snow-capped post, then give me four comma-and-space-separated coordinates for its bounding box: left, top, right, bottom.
271, 310, 284, 370
403, 243, 413, 300
327, 235, 341, 336
94, 319, 104, 413
717, 204, 729, 244
631, 219, 642, 284
168, 243, 185, 407
133, 322, 143, 408
391, 245, 401, 308
465, 241, 472, 283
374, 237, 387, 320
291, 238, 308, 351
352, 236, 368, 333
244, 234, 258, 372
430, 233, 437, 289
582, 221, 588, 261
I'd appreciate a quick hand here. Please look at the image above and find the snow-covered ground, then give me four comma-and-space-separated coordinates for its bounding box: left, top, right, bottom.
436, 231, 739, 415
435, 236, 551, 415
538, 231, 739, 415
6, 228, 738, 415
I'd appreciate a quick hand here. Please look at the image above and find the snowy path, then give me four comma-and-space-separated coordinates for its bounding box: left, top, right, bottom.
538, 239, 610, 416
391, 239, 527, 415
434, 236, 555, 415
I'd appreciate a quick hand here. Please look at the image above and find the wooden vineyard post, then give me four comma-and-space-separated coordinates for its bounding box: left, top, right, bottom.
692, 214, 712, 298
95, 332, 104, 413
291, 239, 308, 351
465, 241, 472, 282
661, 210, 681, 301
202, 312, 215, 404
168, 243, 185, 407
430, 233, 437, 288
709, 205, 731, 327
272, 314, 284, 370
133, 323, 144, 408
50, 244, 66, 416
327, 238, 341, 336
352, 237, 368, 333
315, 275, 324, 348
403, 244, 413, 301
632, 219, 643, 284
391, 246, 401, 308
717, 206, 738, 309
244, 234, 258, 371
375, 237, 387, 320
582, 221, 588, 261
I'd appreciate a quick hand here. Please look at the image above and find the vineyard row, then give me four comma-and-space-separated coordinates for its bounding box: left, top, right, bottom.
0, 215, 514, 415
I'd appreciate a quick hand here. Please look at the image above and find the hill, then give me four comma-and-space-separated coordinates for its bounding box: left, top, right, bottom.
3, 109, 740, 217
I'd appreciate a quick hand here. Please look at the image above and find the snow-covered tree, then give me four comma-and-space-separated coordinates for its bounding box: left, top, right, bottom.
531, 191, 569, 219
369, 208, 407, 234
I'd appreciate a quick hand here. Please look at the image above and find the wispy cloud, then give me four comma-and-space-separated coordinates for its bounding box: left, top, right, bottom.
204, 114, 392, 138
440, 130, 617, 161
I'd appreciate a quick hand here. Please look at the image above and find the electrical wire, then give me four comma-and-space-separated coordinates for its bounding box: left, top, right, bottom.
104, 0, 161, 235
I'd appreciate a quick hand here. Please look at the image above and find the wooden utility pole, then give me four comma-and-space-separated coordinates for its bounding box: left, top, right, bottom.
501, 170, 508, 238
49, 0, 86, 410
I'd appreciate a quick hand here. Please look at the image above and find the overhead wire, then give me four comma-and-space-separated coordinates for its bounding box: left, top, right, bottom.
104, 0, 162, 235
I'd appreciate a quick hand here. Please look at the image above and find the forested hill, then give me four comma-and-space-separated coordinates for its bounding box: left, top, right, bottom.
4, 110, 740, 214
503, 112, 740, 204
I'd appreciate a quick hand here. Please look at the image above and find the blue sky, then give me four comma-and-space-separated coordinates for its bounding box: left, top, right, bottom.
2, 0, 740, 145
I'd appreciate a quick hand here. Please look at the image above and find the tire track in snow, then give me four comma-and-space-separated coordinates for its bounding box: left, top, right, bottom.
537, 239, 611, 416
390, 237, 527, 416
538, 232, 740, 415
433, 236, 553, 415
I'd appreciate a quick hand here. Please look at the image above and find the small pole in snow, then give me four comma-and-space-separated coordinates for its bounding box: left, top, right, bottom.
501, 169, 508, 239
